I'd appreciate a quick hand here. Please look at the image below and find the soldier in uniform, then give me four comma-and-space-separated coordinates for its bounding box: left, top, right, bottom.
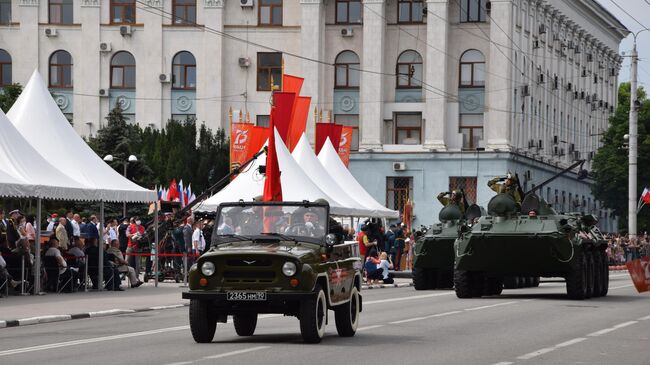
488, 173, 523, 204
0, 209, 7, 246
6, 210, 21, 248
436, 190, 466, 215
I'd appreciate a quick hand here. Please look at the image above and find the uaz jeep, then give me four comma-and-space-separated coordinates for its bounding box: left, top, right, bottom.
182, 201, 363, 343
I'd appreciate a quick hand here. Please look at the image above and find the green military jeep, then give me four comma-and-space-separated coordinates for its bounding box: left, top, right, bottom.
182, 201, 363, 343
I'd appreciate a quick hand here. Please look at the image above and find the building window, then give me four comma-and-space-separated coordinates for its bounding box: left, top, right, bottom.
394, 113, 422, 144
259, 0, 282, 26
335, 114, 359, 151
459, 49, 485, 87
396, 50, 422, 88
386, 176, 413, 214
49, 50, 73, 88
110, 51, 136, 89
459, 114, 483, 149
334, 51, 360, 89
398, 0, 424, 23
460, 0, 486, 23
172, 51, 196, 89
0, 49, 11, 86
256, 115, 270, 127
172, 0, 196, 25
0, 0, 10, 24
49, 0, 73, 24
449, 176, 477, 205
257, 52, 282, 91
336, 0, 362, 24
111, 0, 135, 24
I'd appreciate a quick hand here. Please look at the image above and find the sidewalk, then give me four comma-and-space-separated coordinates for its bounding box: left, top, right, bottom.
1, 278, 413, 328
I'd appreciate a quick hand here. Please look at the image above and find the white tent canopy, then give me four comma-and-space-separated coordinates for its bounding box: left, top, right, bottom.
318, 138, 399, 218
0, 110, 96, 200
7, 70, 157, 203
0, 169, 34, 198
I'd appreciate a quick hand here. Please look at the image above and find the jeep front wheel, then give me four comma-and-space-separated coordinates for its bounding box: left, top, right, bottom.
299, 285, 327, 343
334, 287, 359, 337
189, 299, 217, 343
234, 314, 258, 336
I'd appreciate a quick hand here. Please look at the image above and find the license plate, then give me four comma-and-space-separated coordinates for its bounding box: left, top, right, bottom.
226, 291, 267, 301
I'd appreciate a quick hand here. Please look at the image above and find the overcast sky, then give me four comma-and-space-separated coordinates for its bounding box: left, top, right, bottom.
597, 0, 650, 88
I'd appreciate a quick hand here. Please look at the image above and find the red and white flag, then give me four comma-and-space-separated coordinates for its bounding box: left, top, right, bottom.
642, 187, 650, 204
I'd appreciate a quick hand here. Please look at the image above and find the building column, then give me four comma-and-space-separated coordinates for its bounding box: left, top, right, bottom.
17, 0, 40, 82
300, 0, 324, 142
359, 0, 385, 150
485, 0, 513, 151
424, 0, 448, 151
78, 1, 101, 136
197, 0, 225, 131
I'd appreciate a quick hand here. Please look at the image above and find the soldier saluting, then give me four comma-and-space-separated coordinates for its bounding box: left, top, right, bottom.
488, 173, 523, 204
436, 190, 466, 215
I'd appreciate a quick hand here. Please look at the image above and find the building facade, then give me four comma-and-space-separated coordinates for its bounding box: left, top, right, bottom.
0, 0, 627, 230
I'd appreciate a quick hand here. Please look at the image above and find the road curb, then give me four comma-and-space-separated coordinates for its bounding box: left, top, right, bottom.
362, 282, 414, 290
0, 303, 190, 329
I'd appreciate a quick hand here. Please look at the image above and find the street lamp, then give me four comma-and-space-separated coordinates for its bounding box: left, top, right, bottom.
103, 154, 138, 218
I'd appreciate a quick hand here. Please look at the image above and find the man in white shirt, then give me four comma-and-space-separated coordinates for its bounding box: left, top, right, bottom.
192, 222, 206, 255
71, 214, 81, 239
46, 214, 58, 232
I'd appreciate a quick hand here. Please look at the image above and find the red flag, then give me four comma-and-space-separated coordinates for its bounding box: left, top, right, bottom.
167, 178, 179, 201
288, 96, 311, 151
338, 126, 354, 167
282, 74, 303, 95
271, 92, 296, 143
230, 123, 255, 173
626, 256, 650, 293
642, 187, 650, 204
315, 123, 343, 155
263, 116, 282, 203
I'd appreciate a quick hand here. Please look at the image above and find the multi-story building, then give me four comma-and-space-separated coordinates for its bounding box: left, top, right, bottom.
0, 0, 627, 230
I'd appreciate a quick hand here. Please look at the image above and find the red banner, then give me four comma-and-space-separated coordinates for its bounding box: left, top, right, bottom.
230, 123, 268, 173
315, 123, 343, 155
263, 114, 282, 203
288, 96, 311, 151
283, 74, 303, 95
338, 126, 353, 167
626, 256, 650, 293
271, 92, 296, 143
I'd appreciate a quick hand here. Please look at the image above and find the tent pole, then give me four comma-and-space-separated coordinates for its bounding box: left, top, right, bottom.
154, 202, 159, 287
35, 198, 42, 294
99, 201, 104, 291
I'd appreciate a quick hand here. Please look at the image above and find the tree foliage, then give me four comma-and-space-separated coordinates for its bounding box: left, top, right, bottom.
591, 83, 650, 232
0, 84, 23, 112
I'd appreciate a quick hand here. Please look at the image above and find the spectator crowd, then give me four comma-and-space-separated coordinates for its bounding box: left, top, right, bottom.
605, 233, 650, 265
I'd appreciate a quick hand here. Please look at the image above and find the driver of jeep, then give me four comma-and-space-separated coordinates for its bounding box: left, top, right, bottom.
289, 209, 324, 237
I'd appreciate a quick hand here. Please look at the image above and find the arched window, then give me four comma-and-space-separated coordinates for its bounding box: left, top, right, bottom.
49, 50, 73, 88
172, 51, 196, 90
396, 50, 422, 88
110, 51, 136, 89
459, 49, 485, 87
0, 49, 11, 86
334, 51, 360, 88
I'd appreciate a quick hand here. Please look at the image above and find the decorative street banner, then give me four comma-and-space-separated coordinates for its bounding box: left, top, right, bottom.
230, 123, 268, 173
626, 256, 650, 293
288, 96, 311, 152
338, 126, 353, 167
315, 122, 342, 155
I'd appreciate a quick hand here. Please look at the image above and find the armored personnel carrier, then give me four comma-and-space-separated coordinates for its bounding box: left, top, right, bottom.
454, 192, 608, 300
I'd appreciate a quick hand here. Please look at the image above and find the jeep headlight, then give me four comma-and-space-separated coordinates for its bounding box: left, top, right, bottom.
201, 261, 215, 276
282, 261, 297, 277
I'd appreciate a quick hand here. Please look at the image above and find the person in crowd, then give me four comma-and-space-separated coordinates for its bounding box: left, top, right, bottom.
55, 217, 70, 251
46, 213, 58, 232
67, 237, 86, 261
12, 237, 34, 266
364, 251, 384, 284
192, 220, 206, 255
0, 251, 25, 293
377, 252, 395, 284
118, 217, 129, 253
384, 224, 396, 253
183, 217, 195, 263
44, 237, 75, 291
0, 209, 7, 246
357, 224, 377, 262
79, 217, 89, 238
85, 215, 100, 242
126, 217, 145, 269
390, 224, 406, 271
16, 215, 27, 239
24, 216, 36, 246
107, 219, 119, 244
6, 210, 21, 248
107, 239, 143, 288
171, 220, 187, 269
71, 214, 81, 241
64, 211, 74, 243
85, 237, 122, 291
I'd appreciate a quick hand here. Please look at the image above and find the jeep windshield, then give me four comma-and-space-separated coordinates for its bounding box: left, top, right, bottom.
213, 202, 329, 244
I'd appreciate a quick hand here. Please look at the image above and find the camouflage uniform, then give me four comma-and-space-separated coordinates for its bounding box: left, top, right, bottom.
436, 191, 466, 215
488, 177, 522, 204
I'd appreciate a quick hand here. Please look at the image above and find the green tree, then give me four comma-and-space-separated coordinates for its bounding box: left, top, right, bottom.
0, 84, 23, 112
592, 82, 650, 232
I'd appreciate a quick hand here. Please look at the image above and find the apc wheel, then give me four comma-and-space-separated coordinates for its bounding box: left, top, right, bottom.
599, 250, 609, 297
503, 276, 519, 289
189, 299, 217, 343
413, 268, 432, 290
334, 287, 359, 337
566, 250, 588, 300
585, 251, 595, 299
531, 277, 540, 287
592, 251, 603, 298
437, 269, 454, 289
484, 277, 503, 296
300, 285, 327, 343
233, 314, 258, 336
454, 270, 482, 298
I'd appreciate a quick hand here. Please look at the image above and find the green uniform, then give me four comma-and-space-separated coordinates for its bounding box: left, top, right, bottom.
437, 192, 465, 215
488, 177, 522, 203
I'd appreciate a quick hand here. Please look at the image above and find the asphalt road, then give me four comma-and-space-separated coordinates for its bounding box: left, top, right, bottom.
0, 273, 648, 365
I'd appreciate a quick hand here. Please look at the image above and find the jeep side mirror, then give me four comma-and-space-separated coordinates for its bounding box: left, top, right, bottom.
325, 233, 339, 247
